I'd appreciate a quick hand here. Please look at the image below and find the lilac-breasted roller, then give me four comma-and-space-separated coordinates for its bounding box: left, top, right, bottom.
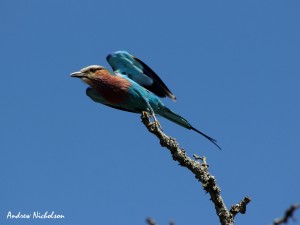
71, 51, 221, 149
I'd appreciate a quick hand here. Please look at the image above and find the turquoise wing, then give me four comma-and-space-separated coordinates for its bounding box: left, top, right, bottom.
106, 50, 176, 101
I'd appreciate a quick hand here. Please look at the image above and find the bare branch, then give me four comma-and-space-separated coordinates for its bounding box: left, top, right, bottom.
272, 204, 300, 225
141, 112, 250, 225
145, 217, 175, 225
146, 217, 158, 225
230, 196, 251, 216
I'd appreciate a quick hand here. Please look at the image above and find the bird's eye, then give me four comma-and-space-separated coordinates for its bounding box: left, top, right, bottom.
90, 68, 101, 73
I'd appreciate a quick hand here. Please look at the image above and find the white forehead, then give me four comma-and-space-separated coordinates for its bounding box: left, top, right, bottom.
80, 65, 106, 72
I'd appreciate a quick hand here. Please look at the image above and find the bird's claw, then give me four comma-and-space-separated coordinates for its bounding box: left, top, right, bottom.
141, 111, 163, 130
151, 113, 163, 130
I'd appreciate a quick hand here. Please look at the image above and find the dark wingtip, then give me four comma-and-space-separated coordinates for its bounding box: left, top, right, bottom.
191, 127, 222, 150
132, 55, 176, 101
170, 94, 177, 102
106, 53, 112, 62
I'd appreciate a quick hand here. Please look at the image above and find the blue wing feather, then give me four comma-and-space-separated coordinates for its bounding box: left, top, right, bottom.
107, 51, 176, 101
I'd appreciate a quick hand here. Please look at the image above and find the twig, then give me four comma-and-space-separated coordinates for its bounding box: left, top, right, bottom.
141, 112, 251, 225
145, 217, 175, 225
146, 217, 158, 225
272, 204, 300, 225
230, 196, 251, 216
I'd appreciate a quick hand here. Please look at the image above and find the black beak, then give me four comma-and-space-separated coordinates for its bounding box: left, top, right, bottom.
70, 71, 86, 78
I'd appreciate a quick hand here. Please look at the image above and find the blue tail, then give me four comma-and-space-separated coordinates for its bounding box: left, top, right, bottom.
159, 107, 221, 150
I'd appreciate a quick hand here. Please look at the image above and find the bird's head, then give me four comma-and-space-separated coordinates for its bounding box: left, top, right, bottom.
70, 65, 108, 83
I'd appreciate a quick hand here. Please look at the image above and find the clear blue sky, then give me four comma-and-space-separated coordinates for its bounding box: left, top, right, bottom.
1, 1, 299, 225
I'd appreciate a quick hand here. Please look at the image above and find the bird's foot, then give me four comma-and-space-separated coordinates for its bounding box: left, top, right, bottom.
151, 113, 163, 130
141, 111, 163, 130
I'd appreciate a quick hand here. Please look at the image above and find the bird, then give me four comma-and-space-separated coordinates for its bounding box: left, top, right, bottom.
71, 51, 221, 149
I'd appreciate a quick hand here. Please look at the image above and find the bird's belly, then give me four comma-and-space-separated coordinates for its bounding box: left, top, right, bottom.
88, 78, 130, 105
99, 87, 129, 105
